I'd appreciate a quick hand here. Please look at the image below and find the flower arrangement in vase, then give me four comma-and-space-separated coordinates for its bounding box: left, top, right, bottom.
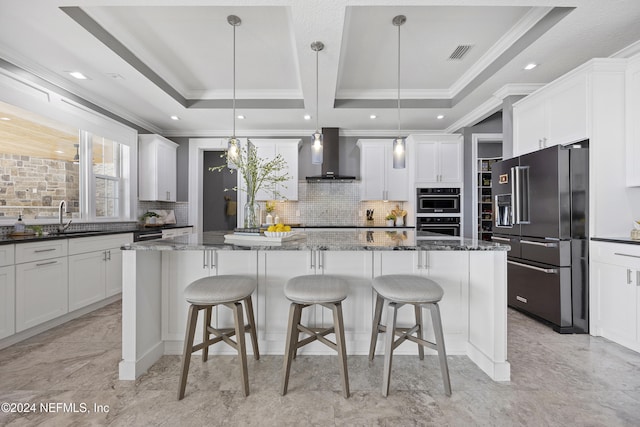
210, 140, 290, 228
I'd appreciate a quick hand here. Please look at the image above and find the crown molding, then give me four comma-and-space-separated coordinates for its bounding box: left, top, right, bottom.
493, 83, 544, 100
445, 96, 502, 134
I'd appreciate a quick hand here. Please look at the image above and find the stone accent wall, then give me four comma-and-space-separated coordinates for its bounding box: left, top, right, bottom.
0, 152, 79, 218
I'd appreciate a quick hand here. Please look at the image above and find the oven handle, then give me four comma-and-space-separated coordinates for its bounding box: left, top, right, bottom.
491, 236, 511, 242
507, 260, 558, 274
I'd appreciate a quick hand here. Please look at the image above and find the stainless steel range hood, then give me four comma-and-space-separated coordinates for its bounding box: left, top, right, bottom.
306, 127, 356, 181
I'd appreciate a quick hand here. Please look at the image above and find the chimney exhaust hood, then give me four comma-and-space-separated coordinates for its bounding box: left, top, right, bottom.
306, 127, 356, 181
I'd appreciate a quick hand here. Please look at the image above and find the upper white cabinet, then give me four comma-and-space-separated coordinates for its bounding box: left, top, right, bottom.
357, 139, 408, 201
514, 73, 588, 156
139, 134, 178, 201
250, 139, 300, 201
626, 55, 640, 187
408, 134, 463, 186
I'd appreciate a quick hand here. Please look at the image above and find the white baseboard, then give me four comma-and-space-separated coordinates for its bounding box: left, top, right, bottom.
119, 341, 165, 380
466, 341, 511, 381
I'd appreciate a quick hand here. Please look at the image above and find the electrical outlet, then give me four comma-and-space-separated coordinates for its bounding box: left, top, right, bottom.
295, 210, 300, 217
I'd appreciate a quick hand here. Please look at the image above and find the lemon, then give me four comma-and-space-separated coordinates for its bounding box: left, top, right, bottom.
267, 225, 275, 232
284, 225, 291, 232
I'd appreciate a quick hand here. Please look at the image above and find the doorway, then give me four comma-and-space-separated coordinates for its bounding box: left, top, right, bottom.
203, 151, 236, 231
471, 133, 503, 241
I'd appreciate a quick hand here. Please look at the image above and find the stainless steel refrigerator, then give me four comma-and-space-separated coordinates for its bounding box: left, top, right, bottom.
491, 142, 589, 333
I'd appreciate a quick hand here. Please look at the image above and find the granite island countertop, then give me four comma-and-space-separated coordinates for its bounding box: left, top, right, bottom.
122, 230, 509, 252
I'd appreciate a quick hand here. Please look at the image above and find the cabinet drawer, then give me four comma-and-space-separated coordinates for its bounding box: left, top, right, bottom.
591, 242, 640, 268
15, 240, 68, 264
68, 233, 133, 255
0, 245, 15, 267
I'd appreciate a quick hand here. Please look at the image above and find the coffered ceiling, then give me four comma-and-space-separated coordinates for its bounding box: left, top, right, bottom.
0, 0, 639, 138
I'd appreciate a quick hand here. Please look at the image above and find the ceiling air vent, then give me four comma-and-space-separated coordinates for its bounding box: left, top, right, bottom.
448, 44, 473, 60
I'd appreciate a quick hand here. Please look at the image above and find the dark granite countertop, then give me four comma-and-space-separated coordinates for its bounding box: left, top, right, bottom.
591, 237, 640, 245
123, 230, 509, 252
0, 224, 193, 245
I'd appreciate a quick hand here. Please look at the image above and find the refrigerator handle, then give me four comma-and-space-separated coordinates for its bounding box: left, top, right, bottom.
513, 166, 530, 225
511, 166, 518, 226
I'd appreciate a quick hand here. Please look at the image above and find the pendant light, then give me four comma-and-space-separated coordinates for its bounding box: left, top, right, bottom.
311, 41, 324, 165
227, 15, 241, 169
392, 15, 406, 169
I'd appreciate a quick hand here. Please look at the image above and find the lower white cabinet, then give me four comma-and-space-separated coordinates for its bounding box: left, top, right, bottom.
68, 234, 133, 311
590, 241, 640, 352
0, 265, 15, 340
163, 250, 258, 344
15, 256, 68, 333
374, 250, 467, 342
162, 227, 193, 239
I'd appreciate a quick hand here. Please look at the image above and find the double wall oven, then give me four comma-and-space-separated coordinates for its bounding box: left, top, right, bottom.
416, 187, 461, 236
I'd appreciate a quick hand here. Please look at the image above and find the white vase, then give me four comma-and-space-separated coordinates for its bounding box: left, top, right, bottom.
386, 219, 395, 227
266, 213, 273, 225
395, 216, 404, 226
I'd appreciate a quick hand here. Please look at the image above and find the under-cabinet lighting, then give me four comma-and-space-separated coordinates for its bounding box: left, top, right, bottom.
69, 71, 88, 80
524, 63, 537, 70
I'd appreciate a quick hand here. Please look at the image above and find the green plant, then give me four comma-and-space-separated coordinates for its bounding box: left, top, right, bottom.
385, 213, 396, 221
209, 140, 291, 202
140, 211, 160, 221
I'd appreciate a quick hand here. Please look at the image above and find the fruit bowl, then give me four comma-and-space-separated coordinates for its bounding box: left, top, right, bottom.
264, 231, 293, 238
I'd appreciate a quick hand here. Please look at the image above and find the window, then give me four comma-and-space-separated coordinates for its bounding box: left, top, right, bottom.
0, 100, 132, 222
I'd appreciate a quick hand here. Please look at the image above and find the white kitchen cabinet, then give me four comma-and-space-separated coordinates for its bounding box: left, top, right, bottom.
249, 139, 300, 201
408, 135, 463, 186
162, 250, 258, 348
139, 134, 178, 201
374, 250, 467, 349
513, 71, 588, 156
357, 139, 408, 201
590, 241, 640, 352
68, 233, 133, 310
15, 255, 68, 333
260, 250, 373, 353
162, 226, 193, 239
0, 245, 14, 267
0, 265, 15, 340
626, 56, 640, 186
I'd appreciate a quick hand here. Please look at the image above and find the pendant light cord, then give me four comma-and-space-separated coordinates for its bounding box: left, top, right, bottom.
315, 47, 319, 133
397, 21, 401, 138
232, 22, 236, 138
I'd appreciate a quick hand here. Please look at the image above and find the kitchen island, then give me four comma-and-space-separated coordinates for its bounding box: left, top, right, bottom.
119, 230, 510, 382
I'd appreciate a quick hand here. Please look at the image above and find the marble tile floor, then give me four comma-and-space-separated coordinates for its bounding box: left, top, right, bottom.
1, 301, 640, 426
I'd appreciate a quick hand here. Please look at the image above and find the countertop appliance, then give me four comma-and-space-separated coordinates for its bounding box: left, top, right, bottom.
491, 142, 589, 333
416, 187, 460, 214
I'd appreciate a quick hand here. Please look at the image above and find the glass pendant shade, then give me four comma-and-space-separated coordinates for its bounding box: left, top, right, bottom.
227, 137, 240, 170
311, 131, 323, 165
393, 137, 406, 169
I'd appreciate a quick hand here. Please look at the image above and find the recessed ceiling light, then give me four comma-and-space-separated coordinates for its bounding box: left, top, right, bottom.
437, 115, 445, 120
370, 114, 377, 119
237, 115, 245, 120
170, 115, 180, 121
68, 71, 88, 80
0, 117, 10, 121
524, 63, 537, 71
304, 114, 311, 120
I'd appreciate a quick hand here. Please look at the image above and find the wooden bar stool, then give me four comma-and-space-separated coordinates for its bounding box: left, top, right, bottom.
368, 274, 451, 397
178, 275, 259, 400
281, 274, 350, 398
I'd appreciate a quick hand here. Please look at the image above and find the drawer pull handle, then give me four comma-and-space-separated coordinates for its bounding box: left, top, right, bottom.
521, 240, 558, 248
516, 295, 528, 303
628, 269, 633, 285
614, 252, 640, 259
34, 248, 56, 253
508, 260, 558, 274
36, 261, 57, 267
491, 236, 511, 242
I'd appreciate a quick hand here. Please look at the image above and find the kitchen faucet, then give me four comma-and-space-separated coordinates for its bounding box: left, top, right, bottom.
58, 200, 72, 233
